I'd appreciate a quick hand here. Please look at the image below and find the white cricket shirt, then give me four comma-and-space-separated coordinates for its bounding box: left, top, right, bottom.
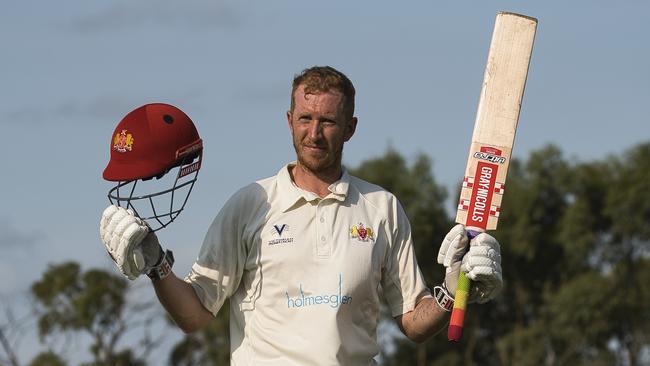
185, 163, 429, 365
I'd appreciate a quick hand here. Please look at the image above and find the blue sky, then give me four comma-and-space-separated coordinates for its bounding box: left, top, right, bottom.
1, 0, 648, 362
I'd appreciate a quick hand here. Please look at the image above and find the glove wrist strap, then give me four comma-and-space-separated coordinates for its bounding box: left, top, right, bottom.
433, 284, 455, 312
147, 249, 174, 281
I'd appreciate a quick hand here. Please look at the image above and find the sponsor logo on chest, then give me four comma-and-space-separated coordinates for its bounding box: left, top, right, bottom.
267, 223, 294, 246
285, 274, 352, 309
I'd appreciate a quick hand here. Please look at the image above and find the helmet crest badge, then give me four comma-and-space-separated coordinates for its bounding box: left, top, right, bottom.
113, 129, 134, 153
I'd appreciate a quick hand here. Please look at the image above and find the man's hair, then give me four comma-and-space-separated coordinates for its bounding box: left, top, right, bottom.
290, 66, 356, 119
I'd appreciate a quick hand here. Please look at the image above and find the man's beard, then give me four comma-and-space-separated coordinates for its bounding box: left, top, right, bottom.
293, 139, 343, 176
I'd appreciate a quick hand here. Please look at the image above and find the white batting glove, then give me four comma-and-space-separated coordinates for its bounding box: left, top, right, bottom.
437, 224, 503, 303
100, 205, 163, 280
437, 224, 469, 297
461, 232, 502, 303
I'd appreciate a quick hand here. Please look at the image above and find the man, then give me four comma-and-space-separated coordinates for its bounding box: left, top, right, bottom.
100, 66, 502, 365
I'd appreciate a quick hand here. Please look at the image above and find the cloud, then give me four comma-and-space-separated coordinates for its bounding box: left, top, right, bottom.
5, 95, 132, 126
67, 0, 242, 33
5, 88, 208, 126
0, 219, 41, 249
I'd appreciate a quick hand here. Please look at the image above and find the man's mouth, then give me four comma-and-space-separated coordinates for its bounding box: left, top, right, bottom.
303, 143, 325, 151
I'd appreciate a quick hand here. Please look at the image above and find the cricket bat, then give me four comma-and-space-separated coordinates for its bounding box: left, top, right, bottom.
448, 12, 537, 341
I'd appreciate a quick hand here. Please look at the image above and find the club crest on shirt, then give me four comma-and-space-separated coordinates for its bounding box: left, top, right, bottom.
113, 129, 134, 153
350, 223, 375, 242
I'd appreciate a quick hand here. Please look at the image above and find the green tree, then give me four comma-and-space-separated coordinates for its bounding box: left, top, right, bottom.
363, 143, 650, 366
30, 262, 160, 366
600, 143, 650, 365
169, 302, 230, 366
28, 351, 67, 366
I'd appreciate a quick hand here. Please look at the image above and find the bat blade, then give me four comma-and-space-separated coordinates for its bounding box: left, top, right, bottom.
449, 11, 537, 342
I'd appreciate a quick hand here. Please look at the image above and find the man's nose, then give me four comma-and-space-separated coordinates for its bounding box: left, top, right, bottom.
308, 120, 322, 140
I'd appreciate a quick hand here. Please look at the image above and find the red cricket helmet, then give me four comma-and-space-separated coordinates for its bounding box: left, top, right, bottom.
103, 103, 203, 231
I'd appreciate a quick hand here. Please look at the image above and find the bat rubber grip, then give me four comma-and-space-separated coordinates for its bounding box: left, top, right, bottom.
448, 229, 481, 341
448, 325, 463, 342
448, 271, 470, 341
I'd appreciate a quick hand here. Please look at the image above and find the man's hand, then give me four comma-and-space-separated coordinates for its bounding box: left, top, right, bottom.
437, 224, 502, 303
100, 205, 163, 280
461, 231, 502, 303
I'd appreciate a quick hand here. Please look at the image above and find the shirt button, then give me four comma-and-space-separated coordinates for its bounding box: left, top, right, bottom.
320, 217, 325, 223
321, 236, 326, 241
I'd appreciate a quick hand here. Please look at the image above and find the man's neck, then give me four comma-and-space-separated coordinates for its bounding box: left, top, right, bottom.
290, 163, 342, 198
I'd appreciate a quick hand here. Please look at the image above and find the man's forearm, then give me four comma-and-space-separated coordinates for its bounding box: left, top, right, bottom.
152, 273, 214, 333
396, 297, 450, 343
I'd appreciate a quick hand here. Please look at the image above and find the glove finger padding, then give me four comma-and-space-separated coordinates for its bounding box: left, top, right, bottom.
437, 224, 469, 267
461, 233, 503, 303
100, 205, 119, 244
101, 205, 127, 247
438, 224, 469, 296
100, 205, 151, 280
103, 207, 132, 260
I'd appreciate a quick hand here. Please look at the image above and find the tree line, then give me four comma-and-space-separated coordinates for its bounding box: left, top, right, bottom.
3, 142, 648, 365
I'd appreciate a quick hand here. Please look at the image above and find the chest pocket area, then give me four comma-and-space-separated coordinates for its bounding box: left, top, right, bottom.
339, 219, 385, 294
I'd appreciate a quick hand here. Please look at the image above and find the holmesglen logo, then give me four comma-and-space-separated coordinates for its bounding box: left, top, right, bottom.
285, 274, 352, 309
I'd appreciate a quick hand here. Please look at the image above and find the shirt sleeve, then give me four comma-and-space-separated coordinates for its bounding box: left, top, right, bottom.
184, 183, 264, 316
381, 198, 431, 317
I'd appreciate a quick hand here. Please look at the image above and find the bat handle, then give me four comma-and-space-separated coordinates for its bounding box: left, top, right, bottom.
448, 229, 481, 341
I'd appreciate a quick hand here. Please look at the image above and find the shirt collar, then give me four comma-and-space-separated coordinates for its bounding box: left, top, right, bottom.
276, 162, 351, 212
328, 169, 350, 199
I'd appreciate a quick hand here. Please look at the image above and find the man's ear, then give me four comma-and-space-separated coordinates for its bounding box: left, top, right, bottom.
286, 110, 293, 133
344, 117, 358, 142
